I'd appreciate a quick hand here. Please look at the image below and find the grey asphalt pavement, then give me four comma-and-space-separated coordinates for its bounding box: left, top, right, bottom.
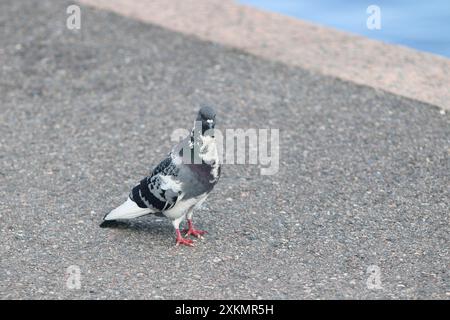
0, 0, 449, 299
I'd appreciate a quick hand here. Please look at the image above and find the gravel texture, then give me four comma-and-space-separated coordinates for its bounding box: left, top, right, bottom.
0, 0, 449, 299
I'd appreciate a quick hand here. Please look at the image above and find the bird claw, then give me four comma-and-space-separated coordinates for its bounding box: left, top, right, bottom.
183, 228, 207, 238
176, 236, 195, 247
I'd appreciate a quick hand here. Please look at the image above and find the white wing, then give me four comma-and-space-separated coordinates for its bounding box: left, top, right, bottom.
104, 197, 152, 220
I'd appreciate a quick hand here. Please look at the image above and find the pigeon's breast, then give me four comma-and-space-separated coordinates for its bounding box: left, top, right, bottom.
180, 162, 219, 199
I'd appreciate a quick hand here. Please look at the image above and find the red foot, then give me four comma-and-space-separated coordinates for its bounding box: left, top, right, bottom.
183, 219, 207, 238
175, 229, 194, 247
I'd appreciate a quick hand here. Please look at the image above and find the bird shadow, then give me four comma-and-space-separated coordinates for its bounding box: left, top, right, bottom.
100, 216, 173, 237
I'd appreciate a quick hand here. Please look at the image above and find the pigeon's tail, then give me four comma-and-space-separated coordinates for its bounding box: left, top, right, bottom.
101, 197, 152, 225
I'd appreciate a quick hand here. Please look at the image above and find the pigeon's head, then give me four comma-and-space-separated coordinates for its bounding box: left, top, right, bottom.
196, 106, 216, 134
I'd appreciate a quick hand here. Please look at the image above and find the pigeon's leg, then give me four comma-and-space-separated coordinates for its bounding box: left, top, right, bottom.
183, 209, 207, 238
172, 215, 194, 247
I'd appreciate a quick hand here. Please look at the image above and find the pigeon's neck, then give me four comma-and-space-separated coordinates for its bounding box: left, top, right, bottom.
190, 128, 209, 144
189, 127, 215, 155
185, 128, 220, 182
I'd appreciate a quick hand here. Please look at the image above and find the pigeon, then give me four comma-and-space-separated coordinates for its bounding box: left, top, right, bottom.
100, 106, 221, 246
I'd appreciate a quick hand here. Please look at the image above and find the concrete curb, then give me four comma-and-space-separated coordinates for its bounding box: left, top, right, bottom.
77, 0, 450, 110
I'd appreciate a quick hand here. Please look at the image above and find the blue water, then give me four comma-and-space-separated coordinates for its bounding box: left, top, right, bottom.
239, 0, 450, 57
